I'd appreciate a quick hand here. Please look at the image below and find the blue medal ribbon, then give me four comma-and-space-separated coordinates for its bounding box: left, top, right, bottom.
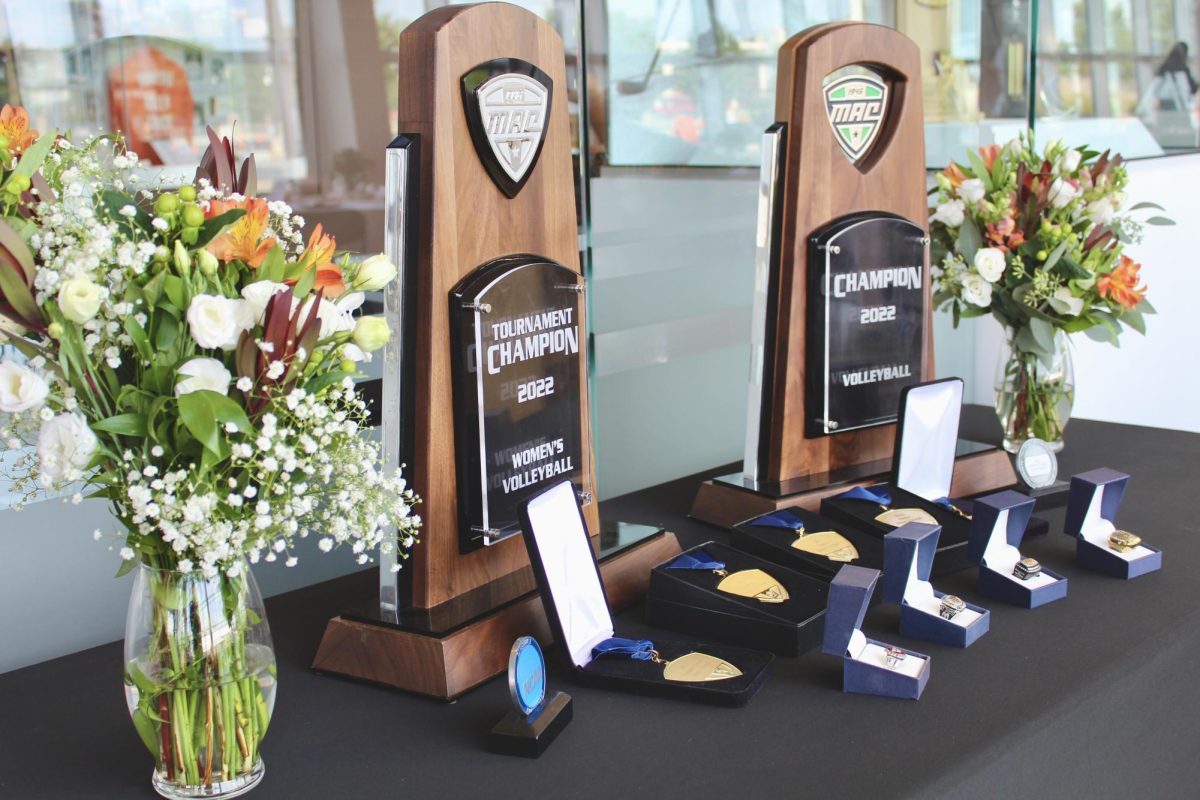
664, 551, 726, 572
838, 485, 892, 507
748, 510, 805, 531
933, 496, 973, 519
592, 637, 657, 662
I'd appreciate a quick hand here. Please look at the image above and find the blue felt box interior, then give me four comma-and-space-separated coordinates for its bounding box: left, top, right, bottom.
823, 565, 930, 700
1064, 469, 1162, 579
882, 523, 989, 647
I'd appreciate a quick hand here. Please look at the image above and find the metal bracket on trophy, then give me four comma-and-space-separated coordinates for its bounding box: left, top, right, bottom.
691, 23, 1016, 529
313, 3, 680, 700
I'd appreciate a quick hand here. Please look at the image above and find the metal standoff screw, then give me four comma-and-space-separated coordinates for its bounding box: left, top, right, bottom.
820, 244, 842, 255
828, 420, 840, 430
463, 301, 492, 313
556, 284, 584, 293
576, 490, 594, 503
916, 236, 931, 246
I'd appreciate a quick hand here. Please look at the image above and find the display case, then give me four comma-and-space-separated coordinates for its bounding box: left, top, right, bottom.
730, 507, 883, 581
520, 481, 773, 707
1064, 469, 1162, 580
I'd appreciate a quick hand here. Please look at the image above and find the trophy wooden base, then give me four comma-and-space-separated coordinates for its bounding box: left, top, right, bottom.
690, 441, 1017, 529
312, 529, 681, 700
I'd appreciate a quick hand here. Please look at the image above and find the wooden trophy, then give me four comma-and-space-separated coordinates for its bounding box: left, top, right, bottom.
692, 23, 1015, 528
313, 3, 679, 700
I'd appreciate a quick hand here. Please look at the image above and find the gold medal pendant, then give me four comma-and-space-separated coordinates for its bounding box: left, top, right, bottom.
716, 568, 790, 603
875, 508, 938, 527
792, 530, 859, 563
660, 652, 743, 682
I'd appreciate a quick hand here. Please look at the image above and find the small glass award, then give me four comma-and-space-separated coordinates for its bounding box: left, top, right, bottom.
1015, 438, 1068, 502
488, 636, 572, 758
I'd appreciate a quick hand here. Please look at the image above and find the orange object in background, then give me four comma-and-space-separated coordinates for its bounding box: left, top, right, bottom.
107, 45, 195, 165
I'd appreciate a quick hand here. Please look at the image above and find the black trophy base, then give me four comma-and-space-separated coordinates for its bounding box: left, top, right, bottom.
488, 691, 573, 758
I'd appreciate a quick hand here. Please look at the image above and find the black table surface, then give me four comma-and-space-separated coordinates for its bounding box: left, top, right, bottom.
3, 407, 1198, 799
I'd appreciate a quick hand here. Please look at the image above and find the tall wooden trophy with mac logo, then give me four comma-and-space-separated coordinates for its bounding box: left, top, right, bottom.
313, 3, 679, 700
691, 23, 1015, 528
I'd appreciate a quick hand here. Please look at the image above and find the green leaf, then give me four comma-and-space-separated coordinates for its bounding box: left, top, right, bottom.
92, 413, 147, 437
0, 259, 39, 324
1128, 201, 1164, 212
292, 263, 316, 299
966, 148, 993, 192
130, 710, 160, 755
142, 271, 166, 308
162, 275, 187, 311
11, 129, 57, 179
1014, 326, 1049, 356
155, 313, 179, 353
101, 190, 151, 234
1042, 239, 1070, 272
1145, 216, 1175, 226
1084, 324, 1116, 344
1136, 298, 1157, 315
1123, 309, 1146, 335
260, 245, 285, 283
177, 391, 220, 454
955, 219, 982, 265
1028, 316, 1055, 352
115, 556, 140, 578
124, 317, 153, 360
192, 208, 247, 250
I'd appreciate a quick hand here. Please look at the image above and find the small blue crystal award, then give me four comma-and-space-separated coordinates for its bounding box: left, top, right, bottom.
489, 636, 572, 757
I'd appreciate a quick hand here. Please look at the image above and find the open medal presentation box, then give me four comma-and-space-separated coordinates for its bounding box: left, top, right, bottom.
730, 507, 883, 580
821, 378, 976, 576
1064, 469, 1162, 579
521, 481, 774, 707
646, 541, 829, 656
823, 565, 929, 700
882, 523, 989, 647
967, 491, 1068, 607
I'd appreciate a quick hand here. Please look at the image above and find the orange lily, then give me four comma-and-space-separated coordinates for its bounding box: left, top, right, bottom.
293, 224, 345, 298
0, 105, 38, 155
943, 162, 967, 187
979, 144, 1002, 171
206, 198, 275, 268
1097, 255, 1147, 309
986, 217, 1025, 252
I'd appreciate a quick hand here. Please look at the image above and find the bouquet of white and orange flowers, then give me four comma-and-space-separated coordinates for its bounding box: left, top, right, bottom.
0, 109, 419, 794
929, 131, 1169, 451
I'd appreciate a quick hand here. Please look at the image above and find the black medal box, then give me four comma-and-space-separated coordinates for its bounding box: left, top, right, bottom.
730, 507, 883, 581
646, 542, 829, 656
520, 481, 774, 707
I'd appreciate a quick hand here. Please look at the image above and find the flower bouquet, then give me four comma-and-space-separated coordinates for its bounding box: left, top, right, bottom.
0, 113, 421, 797
929, 132, 1169, 452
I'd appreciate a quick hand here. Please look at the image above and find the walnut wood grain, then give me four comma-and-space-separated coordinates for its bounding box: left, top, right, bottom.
312, 532, 682, 699
396, 3, 598, 610
763, 23, 934, 483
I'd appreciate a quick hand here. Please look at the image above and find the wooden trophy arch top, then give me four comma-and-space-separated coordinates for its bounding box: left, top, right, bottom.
398, 3, 598, 610
762, 23, 935, 484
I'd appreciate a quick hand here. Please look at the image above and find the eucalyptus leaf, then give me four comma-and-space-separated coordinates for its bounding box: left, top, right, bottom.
955, 219, 982, 265
1123, 308, 1146, 335
1145, 216, 1175, 226
1128, 201, 1164, 212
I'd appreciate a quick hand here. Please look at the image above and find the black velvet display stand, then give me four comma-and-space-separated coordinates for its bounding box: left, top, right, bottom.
2, 408, 1198, 799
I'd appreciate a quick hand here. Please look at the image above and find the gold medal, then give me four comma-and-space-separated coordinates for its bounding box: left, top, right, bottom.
792, 529, 859, 563
875, 508, 938, 527
659, 651, 743, 682
716, 568, 790, 603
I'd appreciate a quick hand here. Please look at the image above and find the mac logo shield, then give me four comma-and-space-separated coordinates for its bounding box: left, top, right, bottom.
461, 58, 553, 198
824, 73, 888, 163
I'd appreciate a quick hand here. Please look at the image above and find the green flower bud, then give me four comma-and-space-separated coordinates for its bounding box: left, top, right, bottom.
352, 316, 391, 352
339, 358, 357, 373
180, 227, 199, 245
173, 241, 191, 278
47, 322, 64, 339
181, 204, 205, 228
153, 245, 170, 262
5, 174, 30, 195
196, 248, 220, 277
178, 185, 197, 202
153, 193, 179, 216
1037, 249, 1048, 261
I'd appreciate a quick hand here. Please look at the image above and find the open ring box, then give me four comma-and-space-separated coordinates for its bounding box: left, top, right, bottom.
882, 523, 989, 647
1064, 468, 1162, 579
519, 480, 774, 707
822, 565, 930, 700
967, 490, 1068, 608
821, 378, 977, 577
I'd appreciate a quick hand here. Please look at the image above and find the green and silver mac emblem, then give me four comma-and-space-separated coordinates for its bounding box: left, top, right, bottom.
824, 73, 888, 163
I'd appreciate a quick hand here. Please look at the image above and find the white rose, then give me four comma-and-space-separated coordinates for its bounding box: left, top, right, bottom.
961, 273, 993, 308
187, 295, 255, 350
973, 247, 1007, 283
1049, 286, 1084, 317
1087, 197, 1115, 227
37, 412, 98, 487
175, 357, 233, 398
241, 281, 295, 324
958, 178, 986, 204
352, 254, 398, 292
1047, 178, 1079, 209
300, 292, 363, 340
0, 359, 50, 412
57, 277, 103, 324
1058, 149, 1082, 174
931, 198, 965, 227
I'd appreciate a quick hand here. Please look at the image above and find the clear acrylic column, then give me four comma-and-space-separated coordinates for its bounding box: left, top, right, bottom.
379, 136, 414, 618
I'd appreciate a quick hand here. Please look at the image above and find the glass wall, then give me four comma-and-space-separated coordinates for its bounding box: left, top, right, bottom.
1, 0, 1195, 503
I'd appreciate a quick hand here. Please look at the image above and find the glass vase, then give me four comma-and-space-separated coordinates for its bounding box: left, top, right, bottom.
124, 561, 276, 799
994, 328, 1075, 454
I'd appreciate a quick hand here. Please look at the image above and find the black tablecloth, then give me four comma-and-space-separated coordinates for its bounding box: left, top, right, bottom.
2, 407, 1199, 799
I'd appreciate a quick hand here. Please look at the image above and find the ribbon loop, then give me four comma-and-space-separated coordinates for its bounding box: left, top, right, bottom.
664, 551, 727, 572
838, 485, 893, 507
592, 637, 657, 661
748, 510, 805, 531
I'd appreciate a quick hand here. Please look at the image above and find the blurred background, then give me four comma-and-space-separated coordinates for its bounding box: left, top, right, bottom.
1, 0, 1196, 670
